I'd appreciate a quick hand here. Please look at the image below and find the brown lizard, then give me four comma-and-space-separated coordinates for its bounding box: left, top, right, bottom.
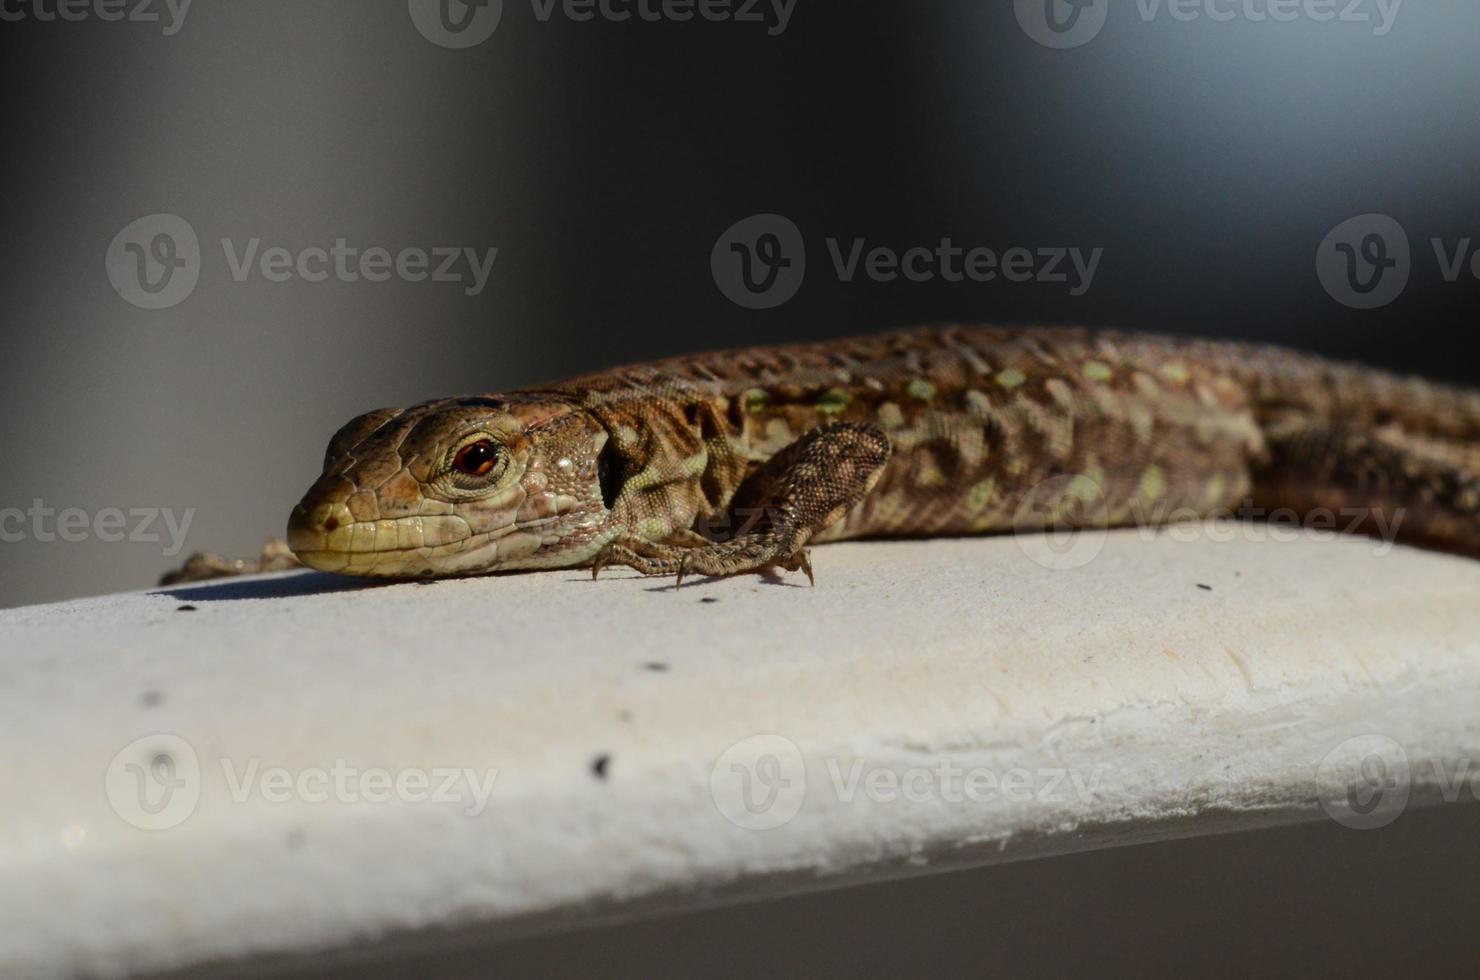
162, 325, 1480, 587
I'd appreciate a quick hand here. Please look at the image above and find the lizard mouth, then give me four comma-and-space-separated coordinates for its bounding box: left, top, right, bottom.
287, 503, 476, 576
286, 503, 567, 577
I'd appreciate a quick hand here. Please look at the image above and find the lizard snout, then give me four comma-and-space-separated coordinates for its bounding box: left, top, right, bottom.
286, 499, 354, 568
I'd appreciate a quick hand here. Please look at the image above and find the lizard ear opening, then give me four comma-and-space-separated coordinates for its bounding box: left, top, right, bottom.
597, 438, 622, 511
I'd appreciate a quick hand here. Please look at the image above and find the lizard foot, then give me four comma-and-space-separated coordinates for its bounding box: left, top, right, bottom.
591, 537, 691, 580
592, 535, 814, 589
592, 420, 887, 588
158, 538, 302, 586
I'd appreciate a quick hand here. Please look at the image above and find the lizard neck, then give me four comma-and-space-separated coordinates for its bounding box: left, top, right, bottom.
575, 390, 748, 539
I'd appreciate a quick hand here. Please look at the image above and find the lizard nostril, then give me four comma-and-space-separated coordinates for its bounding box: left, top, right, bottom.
323, 516, 339, 531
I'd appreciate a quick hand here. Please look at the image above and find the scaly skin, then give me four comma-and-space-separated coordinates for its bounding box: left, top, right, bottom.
165, 325, 1480, 586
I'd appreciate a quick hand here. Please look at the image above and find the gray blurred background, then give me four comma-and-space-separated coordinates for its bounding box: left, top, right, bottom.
5, 4, 1480, 977
1, 0, 1477, 609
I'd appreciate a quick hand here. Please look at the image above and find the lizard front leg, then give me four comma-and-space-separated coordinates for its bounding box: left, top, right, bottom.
594, 421, 891, 586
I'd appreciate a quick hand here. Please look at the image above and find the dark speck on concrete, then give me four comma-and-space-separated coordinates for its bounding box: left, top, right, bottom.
591, 754, 611, 780
1196, 583, 1213, 591
139, 690, 164, 708
643, 662, 669, 671
176, 604, 197, 612
700, 597, 719, 604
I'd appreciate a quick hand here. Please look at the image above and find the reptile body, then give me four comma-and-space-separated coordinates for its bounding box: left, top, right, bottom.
171, 325, 1480, 585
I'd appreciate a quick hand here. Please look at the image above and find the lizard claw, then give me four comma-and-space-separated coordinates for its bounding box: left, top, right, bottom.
777, 548, 814, 586
797, 548, 815, 587
675, 552, 695, 590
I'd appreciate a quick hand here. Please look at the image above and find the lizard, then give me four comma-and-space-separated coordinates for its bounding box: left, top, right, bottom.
161, 324, 1480, 587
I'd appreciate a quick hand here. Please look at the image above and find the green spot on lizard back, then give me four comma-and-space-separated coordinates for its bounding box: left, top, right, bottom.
995, 368, 1027, 390
817, 388, 851, 413
907, 378, 937, 401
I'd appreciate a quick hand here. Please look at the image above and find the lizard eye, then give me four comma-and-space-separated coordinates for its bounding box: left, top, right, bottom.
453, 439, 499, 477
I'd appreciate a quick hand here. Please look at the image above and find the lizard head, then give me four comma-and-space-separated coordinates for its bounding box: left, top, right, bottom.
286, 396, 613, 577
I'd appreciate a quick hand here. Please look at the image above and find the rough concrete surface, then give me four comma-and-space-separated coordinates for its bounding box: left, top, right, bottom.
3, 527, 1479, 978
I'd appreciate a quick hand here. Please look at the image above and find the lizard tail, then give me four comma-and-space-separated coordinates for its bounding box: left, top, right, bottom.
1216, 342, 1480, 558
1172, 336, 1480, 444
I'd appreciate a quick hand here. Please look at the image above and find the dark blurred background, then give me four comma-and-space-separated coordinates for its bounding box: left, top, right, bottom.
3, 5, 1479, 978
2, 0, 1477, 607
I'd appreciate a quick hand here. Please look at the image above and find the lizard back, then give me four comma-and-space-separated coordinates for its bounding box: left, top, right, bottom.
541, 325, 1480, 552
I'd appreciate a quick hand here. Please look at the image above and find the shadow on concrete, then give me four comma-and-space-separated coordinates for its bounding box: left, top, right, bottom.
153, 570, 393, 603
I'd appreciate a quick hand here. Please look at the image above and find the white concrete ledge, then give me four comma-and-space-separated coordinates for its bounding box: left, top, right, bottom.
4, 527, 1480, 978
